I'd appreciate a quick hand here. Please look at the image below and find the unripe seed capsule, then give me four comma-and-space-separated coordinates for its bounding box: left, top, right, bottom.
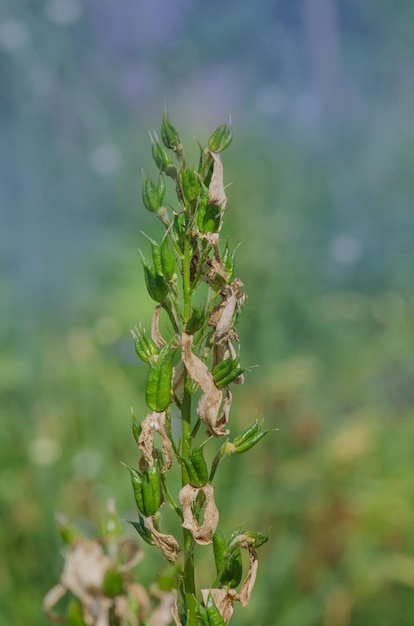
161, 112, 182, 151
207, 120, 233, 153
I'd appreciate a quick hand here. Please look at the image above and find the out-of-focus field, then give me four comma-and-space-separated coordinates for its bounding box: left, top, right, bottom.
2, 2, 414, 625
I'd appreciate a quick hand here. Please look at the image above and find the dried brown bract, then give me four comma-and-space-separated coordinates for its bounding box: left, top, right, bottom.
179, 483, 219, 545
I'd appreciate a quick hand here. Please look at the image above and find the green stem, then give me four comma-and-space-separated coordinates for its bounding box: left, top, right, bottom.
183, 236, 192, 323
182, 220, 197, 623
182, 377, 197, 625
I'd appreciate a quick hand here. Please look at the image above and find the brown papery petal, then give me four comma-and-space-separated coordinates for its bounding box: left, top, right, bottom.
214, 280, 244, 344
208, 152, 227, 210
171, 597, 181, 626
181, 332, 229, 436
144, 516, 180, 562
147, 591, 176, 626
201, 589, 237, 625
151, 305, 167, 348
179, 484, 219, 545
172, 359, 186, 402
181, 332, 213, 393
138, 411, 172, 472
238, 548, 259, 607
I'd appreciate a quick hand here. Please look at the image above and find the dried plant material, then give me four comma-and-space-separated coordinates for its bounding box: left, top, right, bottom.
179, 484, 219, 545
172, 359, 186, 402
238, 548, 259, 607
44, 540, 120, 626
201, 588, 237, 625
210, 279, 244, 344
147, 591, 176, 626
44, 585, 67, 623
117, 537, 144, 573
208, 151, 227, 211
171, 597, 182, 626
205, 232, 228, 280
206, 387, 232, 437
151, 305, 167, 348
114, 584, 151, 626
181, 332, 214, 393
144, 516, 180, 561
139, 411, 172, 472
181, 332, 228, 436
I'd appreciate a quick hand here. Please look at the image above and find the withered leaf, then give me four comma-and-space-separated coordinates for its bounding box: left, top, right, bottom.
144, 516, 180, 562
138, 411, 173, 472
179, 483, 219, 545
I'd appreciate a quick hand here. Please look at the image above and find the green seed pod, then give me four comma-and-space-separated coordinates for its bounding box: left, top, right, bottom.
221, 546, 243, 588
189, 440, 209, 486
173, 211, 185, 250
185, 307, 205, 335
131, 326, 158, 363
232, 420, 272, 454
232, 419, 260, 447
207, 120, 233, 153
180, 456, 201, 487
142, 173, 165, 213
141, 463, 162, 517
161, 112, 182, 152
181, 168, 200, 204
161, 236, 176, 280
131, 413, 142, 444
212, 356, 234, 384
206, 593, 226, 626
198, 204, 221, 234
150, 131, 176, 177
145, 343, 174, 412
151, 242, 164, 277
213, 530, 227, 575
243, 530, 269, 549
234, 429, 270, 453
196, 601, 210, 625
215, 365, 247, 388
141, 258, 169, 303
222, 240, 236, 283
124, 465, 145, 515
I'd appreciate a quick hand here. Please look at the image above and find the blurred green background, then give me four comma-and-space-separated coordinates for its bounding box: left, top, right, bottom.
2, 1, 414, 625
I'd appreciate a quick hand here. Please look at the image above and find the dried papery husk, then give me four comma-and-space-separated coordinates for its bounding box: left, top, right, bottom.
138, 411, 172, 472
172, 359, 186, 402
201, 588, 237, 625
44, 541, 114, 626
171, 597, 182, 626
43, 584, 67, 623
147, 591, 176, 626
238, 547, 259, 606
204, 232, 228, 280
144, 516, 180, 561
179, 484, 219, 545
117, 537, 144, 573
200, 548, 259, 622
181, 332, 214, 394
209, 279, 244, 344
201, 387, 232, 437
181, 332, 228, 436
208, 152, 227, 211
151, 305, 167, 348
